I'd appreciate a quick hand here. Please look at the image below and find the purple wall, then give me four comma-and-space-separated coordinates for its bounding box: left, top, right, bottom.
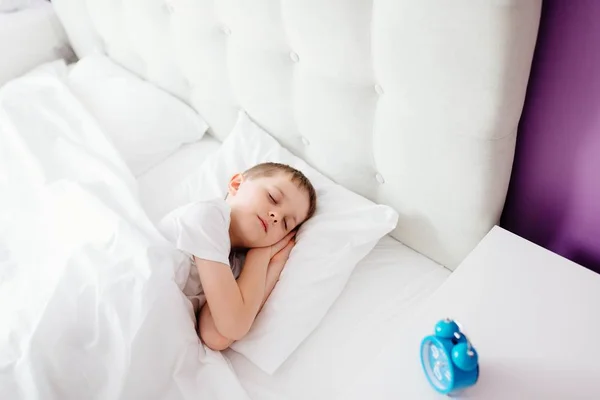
501, 0, 600, 274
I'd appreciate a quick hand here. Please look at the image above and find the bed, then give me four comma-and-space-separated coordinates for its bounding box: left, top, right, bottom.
1, 0, 542, 399
138, 145, 450, 399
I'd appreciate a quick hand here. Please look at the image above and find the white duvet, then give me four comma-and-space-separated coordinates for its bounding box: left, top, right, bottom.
0, 68, 249, 399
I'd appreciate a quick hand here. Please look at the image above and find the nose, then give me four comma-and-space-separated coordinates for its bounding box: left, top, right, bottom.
269, 211, 280, 224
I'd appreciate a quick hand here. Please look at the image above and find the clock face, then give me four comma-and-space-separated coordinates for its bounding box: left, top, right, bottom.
421, 338, 453, 392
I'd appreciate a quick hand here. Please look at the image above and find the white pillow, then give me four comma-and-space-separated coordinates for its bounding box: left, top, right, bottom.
163, 110, 398, 374
66, 55, 208, 176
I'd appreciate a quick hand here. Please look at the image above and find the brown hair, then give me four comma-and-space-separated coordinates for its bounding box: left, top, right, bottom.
243, 162, 317, 223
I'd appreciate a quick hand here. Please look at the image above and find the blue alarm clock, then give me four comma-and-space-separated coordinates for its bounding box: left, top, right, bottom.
420, 318, 479, 396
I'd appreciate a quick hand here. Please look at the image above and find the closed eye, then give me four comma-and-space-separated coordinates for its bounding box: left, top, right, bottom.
268, 193, 277, 204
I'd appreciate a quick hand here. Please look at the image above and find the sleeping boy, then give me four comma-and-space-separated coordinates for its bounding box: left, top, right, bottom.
158, 162, 317, 350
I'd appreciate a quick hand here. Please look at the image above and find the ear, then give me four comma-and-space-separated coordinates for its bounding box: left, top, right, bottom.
228, 173, 244, 196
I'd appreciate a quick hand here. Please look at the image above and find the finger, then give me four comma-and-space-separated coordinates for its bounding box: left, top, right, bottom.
275, 238, 295, 255
283, 231, 296, 243
274, 232, 295, 252
271, 232, 297, 257
278, 240, 295, 257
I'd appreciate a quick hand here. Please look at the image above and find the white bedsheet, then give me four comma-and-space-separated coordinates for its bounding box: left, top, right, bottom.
0, 66, 250, 400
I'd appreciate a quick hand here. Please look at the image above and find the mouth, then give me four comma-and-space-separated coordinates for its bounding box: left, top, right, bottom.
258, 216, 268, 233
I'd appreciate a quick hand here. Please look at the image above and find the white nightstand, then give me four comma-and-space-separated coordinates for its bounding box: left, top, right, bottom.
345, 226, 600, 399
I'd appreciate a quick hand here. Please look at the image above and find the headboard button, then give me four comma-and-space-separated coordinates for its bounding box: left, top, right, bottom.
289, 51, 300, 63
375, 173, 385, 184
221, 25, 232, 36
301, 136, 310, 146
374, 84, 384, 95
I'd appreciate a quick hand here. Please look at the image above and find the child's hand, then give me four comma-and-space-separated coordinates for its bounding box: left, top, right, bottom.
262, 237, 295, 307
268, 231, 296, 258
247, 231, 295, 261
270, 237, 295, 267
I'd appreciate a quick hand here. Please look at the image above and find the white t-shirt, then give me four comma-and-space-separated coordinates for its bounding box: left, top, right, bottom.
158, 198, 245, 307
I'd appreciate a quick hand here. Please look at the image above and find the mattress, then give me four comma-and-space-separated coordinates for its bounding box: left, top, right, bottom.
137, 143, 450, 399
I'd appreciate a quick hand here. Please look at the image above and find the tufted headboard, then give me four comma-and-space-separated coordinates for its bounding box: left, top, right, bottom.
52, 0, 541, 268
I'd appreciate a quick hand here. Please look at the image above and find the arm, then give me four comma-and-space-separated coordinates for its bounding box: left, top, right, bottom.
198, 303, 234, 351
194, 247, 270, 341
199, 275, 275, 351
199, 239, 295, 349
258, 238, 295, 312
197, 231, 296, 343
199, 262, 279, 351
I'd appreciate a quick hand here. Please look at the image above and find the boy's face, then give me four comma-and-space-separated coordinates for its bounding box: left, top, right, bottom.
226, 172, 310, 249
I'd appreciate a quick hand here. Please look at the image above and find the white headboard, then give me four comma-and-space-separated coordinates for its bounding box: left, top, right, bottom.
52, 0, 541, 268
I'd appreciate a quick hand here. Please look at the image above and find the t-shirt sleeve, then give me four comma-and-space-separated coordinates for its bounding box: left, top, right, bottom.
157, 199, 231, 266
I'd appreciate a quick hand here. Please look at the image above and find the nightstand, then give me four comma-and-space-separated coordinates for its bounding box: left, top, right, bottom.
345, 226, 600, 399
